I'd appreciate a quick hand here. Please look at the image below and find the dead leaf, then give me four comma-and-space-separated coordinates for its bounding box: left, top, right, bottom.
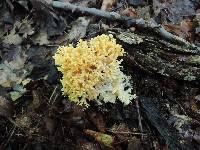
136, 6, 151, 20
163, 19, 193, 41
3, 33, 22, 45
3, 21, 23, 45
33, 32, 49, 45
120, 7, 138, 19
0, 64, 21, 87
10, 85, 26, 101
31, 0, 67, 37
128, 0, 145, 6
153, 0, 195, 24
18, 18, 35, 38
68, 17, 90, 43
2, 17, 34, 43
10, 91, 24, 101
6, 52, 27, 70
87, 112, 106, 132
3, 32, 22, 45
0, 96, 13, 118
101, 0, 116, 11
0, 47, 31, 88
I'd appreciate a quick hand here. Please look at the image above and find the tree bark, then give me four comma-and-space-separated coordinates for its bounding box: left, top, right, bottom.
120, 31, 200, 81
140, 97, 198, 150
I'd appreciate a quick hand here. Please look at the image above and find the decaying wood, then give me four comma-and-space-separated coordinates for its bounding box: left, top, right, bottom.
140, 97, 198, 150
120, 32, 200, 81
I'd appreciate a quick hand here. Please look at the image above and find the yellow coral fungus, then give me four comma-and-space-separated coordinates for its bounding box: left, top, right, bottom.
53, 34, 136, 107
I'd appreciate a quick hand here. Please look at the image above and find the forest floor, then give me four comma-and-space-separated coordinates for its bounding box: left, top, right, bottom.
0, 0, 200, 149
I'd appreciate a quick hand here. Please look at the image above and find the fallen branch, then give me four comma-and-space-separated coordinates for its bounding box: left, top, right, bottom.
51, 1, 199, 50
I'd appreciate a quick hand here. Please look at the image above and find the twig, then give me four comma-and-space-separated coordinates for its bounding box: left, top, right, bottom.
49, 85, 59, 105
135, 98, 143, 139
1, 125, 16, 148
52, 1, 123, 21
108, 130, 147, 136
51, 1, 199, 50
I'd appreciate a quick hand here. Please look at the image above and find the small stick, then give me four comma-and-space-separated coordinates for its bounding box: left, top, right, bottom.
51, 1, 199, 51
108, 130, 147, 136
49, 85, 59, 105
1, 125, 16, 148
135, 98, 143, 139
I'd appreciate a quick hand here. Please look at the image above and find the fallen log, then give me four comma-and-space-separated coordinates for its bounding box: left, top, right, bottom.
140, 96, 200, 150
117, 31, 200, 81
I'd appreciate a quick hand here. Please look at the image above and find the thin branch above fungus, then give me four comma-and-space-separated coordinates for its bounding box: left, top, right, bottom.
52, 1, 199, 51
